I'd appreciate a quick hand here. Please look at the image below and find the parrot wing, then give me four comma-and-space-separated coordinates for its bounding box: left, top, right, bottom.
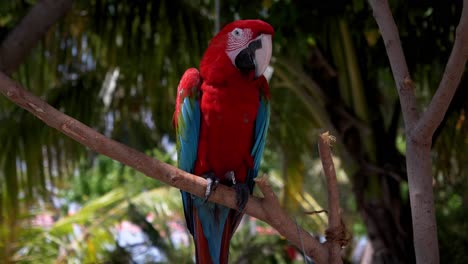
173, 68, 201, 236
248, 77, 270, 191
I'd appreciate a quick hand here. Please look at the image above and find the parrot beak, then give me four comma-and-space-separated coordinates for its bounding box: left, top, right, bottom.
233, 34, 273, 78
254, 34, 272, 78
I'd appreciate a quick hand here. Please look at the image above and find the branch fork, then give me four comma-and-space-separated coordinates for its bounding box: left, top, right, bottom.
368, 0, 468, 262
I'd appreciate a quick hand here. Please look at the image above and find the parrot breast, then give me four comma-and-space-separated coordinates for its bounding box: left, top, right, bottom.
194, 77, 260, 183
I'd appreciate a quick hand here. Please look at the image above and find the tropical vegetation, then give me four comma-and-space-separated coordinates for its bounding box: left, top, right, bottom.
0, 0, 466, 263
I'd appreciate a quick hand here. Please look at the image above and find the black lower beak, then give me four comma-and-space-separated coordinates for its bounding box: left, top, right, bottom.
235, 39, 262, 73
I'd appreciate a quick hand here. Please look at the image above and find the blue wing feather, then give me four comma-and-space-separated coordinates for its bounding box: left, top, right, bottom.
248, 96, 270, 191
178, 98, 200, 235
178, 98, 200, 172
175, 69, 201, 236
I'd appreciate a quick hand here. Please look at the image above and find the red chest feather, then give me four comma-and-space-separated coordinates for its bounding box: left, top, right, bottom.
194, 81, 260, 183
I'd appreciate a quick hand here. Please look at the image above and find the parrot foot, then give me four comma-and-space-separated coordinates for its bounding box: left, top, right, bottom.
224, 171, 236, 185
223, 171, 249, 212
234, 183, 249, 212
203, 172, 219, 202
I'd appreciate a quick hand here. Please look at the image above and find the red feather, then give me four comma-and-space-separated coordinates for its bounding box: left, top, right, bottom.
173, 68, 201, 128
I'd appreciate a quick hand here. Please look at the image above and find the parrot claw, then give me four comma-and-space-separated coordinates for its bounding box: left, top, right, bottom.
234, 183, 249, 212
225, 171, 236, 185
224, 171, 248, 212
203, 172, 219, 202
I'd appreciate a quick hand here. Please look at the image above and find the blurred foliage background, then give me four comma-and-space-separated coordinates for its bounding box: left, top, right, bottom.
0, 0, 466, 263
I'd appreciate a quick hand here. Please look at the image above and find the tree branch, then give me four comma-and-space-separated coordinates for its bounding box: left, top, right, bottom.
368, 0, 419, 131
318, 132, 345, 264
0, 0, 73, 74
367, 0, 468, 263
414, 0, 468, 139
0, 71, 328, 264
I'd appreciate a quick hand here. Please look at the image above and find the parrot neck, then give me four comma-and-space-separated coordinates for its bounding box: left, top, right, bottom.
201, 67, 256, 87
200, 51, 256, 86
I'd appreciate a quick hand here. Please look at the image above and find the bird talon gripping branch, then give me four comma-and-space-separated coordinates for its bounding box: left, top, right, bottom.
203, 172, 219, 202
224, 170, 236, 185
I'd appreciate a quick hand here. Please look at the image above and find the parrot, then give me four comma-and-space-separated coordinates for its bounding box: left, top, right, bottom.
173, 19, 274, 264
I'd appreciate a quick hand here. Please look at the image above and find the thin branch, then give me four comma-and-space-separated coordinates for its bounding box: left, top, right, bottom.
0, 0, 73, 74
414, 0, 468, 139
369, 0, 419, 131
318, 132, 345, 264
0, 72, 329, 264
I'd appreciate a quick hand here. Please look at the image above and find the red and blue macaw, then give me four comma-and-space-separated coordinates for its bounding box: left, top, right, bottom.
173, 20, 274, 264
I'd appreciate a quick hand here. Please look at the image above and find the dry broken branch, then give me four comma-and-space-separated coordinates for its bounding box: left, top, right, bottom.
318, 132, 346, 264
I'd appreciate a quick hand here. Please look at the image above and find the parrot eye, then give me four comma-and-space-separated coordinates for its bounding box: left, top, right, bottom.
226, 27, 252, 52
231, 28, 244, 38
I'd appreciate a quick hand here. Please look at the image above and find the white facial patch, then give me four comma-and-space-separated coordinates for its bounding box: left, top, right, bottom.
226, 28, 253, 64
226, 28, 253, 51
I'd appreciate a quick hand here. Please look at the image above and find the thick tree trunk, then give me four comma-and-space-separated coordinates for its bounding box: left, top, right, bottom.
405, 138, 438, 263
368, 0, 467, 262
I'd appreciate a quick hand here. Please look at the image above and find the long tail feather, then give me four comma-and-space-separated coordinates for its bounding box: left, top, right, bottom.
192, 204, 239, 264
193, 208, 214, 264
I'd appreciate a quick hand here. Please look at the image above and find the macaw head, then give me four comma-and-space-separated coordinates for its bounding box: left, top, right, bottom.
200, 19, 274, 84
